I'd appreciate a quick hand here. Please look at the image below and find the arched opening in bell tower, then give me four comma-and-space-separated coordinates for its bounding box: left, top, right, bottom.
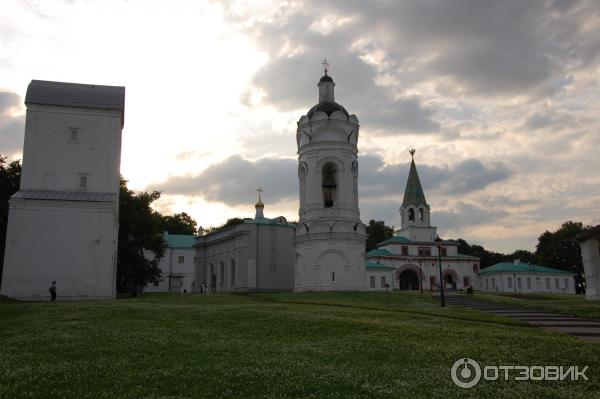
408, 208, 415, 222
322, 163, 337, 208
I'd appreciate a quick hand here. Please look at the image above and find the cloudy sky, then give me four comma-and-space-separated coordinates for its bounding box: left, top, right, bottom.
1, 0, 599, 252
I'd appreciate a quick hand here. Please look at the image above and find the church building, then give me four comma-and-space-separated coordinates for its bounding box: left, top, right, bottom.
193, 190, 295, 292
1, 80, 124, 300
365, 150, 480, 291
294, 63, 367, 292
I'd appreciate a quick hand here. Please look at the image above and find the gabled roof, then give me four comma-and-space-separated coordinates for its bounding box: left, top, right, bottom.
164, 233, 196, 249
25, 80, 125, 111
479, 262, 571, 275
402, 158, 427, 207
366, 248, 394, 257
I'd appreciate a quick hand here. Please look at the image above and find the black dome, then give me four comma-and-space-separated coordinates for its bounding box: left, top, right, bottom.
319, 74, 334, 83
307, 101, 349, 118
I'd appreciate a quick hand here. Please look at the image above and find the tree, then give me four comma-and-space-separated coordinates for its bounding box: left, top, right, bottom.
0, 156, 21, 288
365, 220, 394, 252
535, 221, 591, 293
207, 217, 246, 233
161, 212, 197, 235
117, 177, 166, 294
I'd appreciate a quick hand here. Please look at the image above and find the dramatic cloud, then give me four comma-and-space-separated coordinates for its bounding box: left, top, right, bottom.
358, 155, 511, 198
433, 202, 510, 232
0, 91, 24, 157
152, 155, 298, 206
154, 153, 510, 211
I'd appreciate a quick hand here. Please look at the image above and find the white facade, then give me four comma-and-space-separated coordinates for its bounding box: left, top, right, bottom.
144, 232, 196, 293
294, 71, 366, 292
1, 80, 124, 300
576, 226, 600, 299
365, 263, 395, 291
194, 201, 295, 293
478, 263, 575, 294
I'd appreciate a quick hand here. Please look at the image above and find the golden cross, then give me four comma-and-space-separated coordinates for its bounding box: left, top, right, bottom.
409, 148, 416, 159
256, 186, 263, 201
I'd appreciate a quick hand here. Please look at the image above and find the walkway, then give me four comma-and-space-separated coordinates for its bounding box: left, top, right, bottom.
445, 295, 600, 343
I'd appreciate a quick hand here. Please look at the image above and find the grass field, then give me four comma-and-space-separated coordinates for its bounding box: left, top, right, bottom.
1, 292, 599, 398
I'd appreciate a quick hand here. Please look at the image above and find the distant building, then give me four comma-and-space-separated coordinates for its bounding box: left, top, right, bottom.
193, 191, 295, 292
365, 150, 480, 291
1, 80, 124, 300
145, 232, 196, 293
478, 260, 575, 294
576, 225, 600, 300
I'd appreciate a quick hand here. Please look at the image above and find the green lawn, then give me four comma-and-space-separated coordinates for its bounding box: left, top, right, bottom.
0, 292, 598, 398
474, 292, 600, 320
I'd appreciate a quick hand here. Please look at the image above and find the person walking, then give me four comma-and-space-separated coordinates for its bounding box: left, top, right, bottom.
49, 281, 57, 302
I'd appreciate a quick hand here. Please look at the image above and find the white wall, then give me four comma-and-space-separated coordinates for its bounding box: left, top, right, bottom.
580, 237, 600, 299
1, 99, 122, 301
145, 248, 196, 293
366, 269, 395, 291
478, 272, 575, 294
1, 199, 117, 299
21, 105, 122, 193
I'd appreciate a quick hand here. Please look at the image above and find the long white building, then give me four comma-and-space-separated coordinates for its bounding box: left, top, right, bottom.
478, 260, 575, 294
1, 80, 124, 300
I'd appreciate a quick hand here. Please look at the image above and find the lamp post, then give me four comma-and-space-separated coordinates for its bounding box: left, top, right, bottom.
418, 259, 423, 294
435, 235, 445, 308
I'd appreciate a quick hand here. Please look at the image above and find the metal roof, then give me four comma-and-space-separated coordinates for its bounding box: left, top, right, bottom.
12, 190, 117, 202
479, 262, 571, 275
366, 248, 394, 257
25, 80, 125, 111
365, 261, 396, 270
164, 233, 196, 249
402, 158, 427, 207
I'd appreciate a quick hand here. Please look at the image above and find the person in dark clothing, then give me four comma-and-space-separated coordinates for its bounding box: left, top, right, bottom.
49, 281, 57, 301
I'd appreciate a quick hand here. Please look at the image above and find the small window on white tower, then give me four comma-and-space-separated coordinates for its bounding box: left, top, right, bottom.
68, 127, 80, 142
322, 163, 337, 208
408, 208, 415, 222
79, 175, 87, 189
419, 208, 424, 222
331, 271, 336, 282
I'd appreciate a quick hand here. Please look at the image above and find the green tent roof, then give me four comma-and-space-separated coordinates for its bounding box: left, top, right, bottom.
402, 158, 427, 207
479, 262, 571, 275
164, 233, 196, 248
366, 248, 394, 257
365, 261, 396, 270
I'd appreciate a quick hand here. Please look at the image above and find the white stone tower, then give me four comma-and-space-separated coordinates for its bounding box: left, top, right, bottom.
1, 80, 124, 300
294, 62, 366, 291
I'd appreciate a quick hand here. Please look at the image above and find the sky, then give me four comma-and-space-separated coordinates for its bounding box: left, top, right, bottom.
1, 0, 599, 253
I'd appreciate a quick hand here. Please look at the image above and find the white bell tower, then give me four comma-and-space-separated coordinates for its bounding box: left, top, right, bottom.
294, 61, 366, 291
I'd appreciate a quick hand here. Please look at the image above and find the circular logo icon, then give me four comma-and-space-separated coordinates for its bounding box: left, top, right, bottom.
451, 358, 481, 388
